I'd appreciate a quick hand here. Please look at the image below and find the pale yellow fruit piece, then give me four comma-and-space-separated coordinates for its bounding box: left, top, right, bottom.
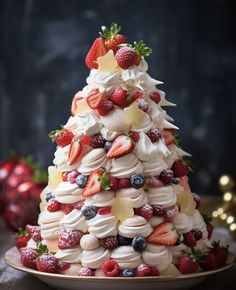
97, 50, 118, 72
177, 189, 196, 216
160, 264, 181, 276
48, 166, 63, 190
43, 239, 59, 253
112, 198, 134, 221
75, 98, 92, 115
123, 102, 145, 127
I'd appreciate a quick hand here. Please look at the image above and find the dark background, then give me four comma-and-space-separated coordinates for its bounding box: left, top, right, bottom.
0, 0, 235, 195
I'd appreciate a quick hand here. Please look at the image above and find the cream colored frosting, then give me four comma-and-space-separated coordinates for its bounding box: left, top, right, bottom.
55, 247, 82, 263
86, 213, 117, 238
38, 210, 64, 240
169, 244, 190, 265
84, 191, 114, 207
54, 182, 84, 204
142, 157, 168, 177
116, 187, 148, 208
111, 246, 142, 269
81, 247, 111, 269
100, 127, 119, 141
80, 234, 100, 251
173, 212, 193, 233
142, 244, 172, 271
149, 216, 165, 227
134, 132, 159, 161
78, 148, 111, 175
131, 112, 154, 133
53, 145, 80, 171
118, 215, 153, 238
146, 185, 177, 207
192, 210, 208, 239
110, 153, 143, 178
60, 209, 87, 232
87, 69, 121, 89
165, 144, 191, 168
100, 108, 130, 132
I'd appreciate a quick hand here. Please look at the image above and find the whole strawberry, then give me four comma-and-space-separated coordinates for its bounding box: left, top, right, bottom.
20, 247, 39, 269
15, 228, 30, 249
171, 159, 190, 177
26, 225, 42, 242
49, 126, 74, 147
36, 253, 58, 273
178, 254, 199, 274
199, 251, 217, 271
210, 241, 228, 267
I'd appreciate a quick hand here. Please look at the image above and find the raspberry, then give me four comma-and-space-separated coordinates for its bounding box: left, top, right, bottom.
191, 229, 203, 241
149, 92, 161, 104
20, 247, 39, 269
61, 204, 74, 215
136, 99, 149, 112
26, 225, 42, 242
136, 263, 152, 277
90, 134, 106, 148
146, 129, 161, 143
79, 267, 95, 276
183, 232, 197, 247
152, 204, 167, 217
164, 207, 178, 222
47, 198, 60, 212
131, 89, 144, 101
62, 170, 79, 183
131, 236, 147, 252
58, 262, 71, 272
36, 254, 58, 273
102, 259, 121, 277
146, 177, 164, 188
135, 204, 153, 220
80, 135, 91, 145
104, 236, 118, 250
110, 176, 119, 191
73, 201, 84, 211
115, 47, 137, 69
97, 100, 114, 116
118, 178, 131, 189
159, 170, 174, 185
58, 229, 83, 249
193, 193, 201, 209
129, 131, 140, 142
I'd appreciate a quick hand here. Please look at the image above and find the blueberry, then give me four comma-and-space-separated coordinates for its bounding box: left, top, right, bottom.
131, 236, 147, 252
45, 192, 54, 202
81, 205, 97, 220
117, 236, 132, 246
122, 268, 136, 277
172, 177, 179, 185
130, 174, 145, 189
76, 175, 88, 188
104, 141, 113, 152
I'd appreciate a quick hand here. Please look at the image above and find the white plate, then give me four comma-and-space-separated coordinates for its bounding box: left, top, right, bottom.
4, 247, 235, 290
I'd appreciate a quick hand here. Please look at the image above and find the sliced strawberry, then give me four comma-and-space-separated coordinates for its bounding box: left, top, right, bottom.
87, 89, 104, 109
148, 222, 179, 245
106, 135, 133, 158
68, 137, 82, 165
85, 38, 107, 69
161, 129, 177, 145
82, 169, 104, 197
98, 206, 112, 215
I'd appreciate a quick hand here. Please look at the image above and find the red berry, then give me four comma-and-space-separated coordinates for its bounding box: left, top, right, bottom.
178, 255, 199, 274
62, 170, 79, 183
61, 204, 74, 215
191, 229, 202, 241
102, 259, 121, 277
159, 170, 174, 185
136, 263, 152, 277
149, 92, 161, 104
49, 128, 74, 148
207, 223, 214, 239
193, 193, 201, 209
110, 88, 129, 108
118, 178, 131, 189
90, 134, 106, 148
110, 176, 119, 191
97, 100, 114, 116
98, 206, 112, 215
183, 232, 197, 247
152, 204, 166, 217
211, 242, 228, 267
79, 267, 95, 276
36, 254, 58, 273
146, 129, 161, 143
16, 234, 30, 249
58, 262, 71, 272
26, 225, 42, 242
146, 177, 164, 188
47, 199, 60, 212
73, 201, 84, 211
131, 89, 144, 101
105, 34, 127, 52
104, 236, 118, 250
171, 160, 189, 177
85, 38, 107, 70
115, 47, 137, 69
20, 247, 39, 269
136, 99, 149, 112
58, 229, 83, 249
80, 135, 91, 145
129, 131, 140, 142
199, 252, 217, 271
164, 206, 178, 222
150, 267, 160, 276
135, 204, 153, 220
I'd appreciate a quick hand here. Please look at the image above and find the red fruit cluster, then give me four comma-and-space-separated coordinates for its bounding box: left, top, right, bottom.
58, 229, 83, 249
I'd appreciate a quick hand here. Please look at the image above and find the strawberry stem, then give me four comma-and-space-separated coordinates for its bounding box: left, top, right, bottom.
99, 23, 121, 39
133, 41, 152, 57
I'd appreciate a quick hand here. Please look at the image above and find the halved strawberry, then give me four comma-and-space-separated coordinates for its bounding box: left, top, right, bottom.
161, 129, 177, 145
85, 38, 107, 69
68, 137, 82, 165
106, 135, 133, 158
87, 89, 104, 109
82, 169, 104, 197
98, 206, 112, 215
148, 222, 179, 245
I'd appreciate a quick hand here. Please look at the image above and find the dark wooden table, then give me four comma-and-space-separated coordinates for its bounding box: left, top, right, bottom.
0, 201, 235, 290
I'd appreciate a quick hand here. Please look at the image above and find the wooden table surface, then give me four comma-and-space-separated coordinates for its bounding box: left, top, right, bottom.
0, 196, 235, 290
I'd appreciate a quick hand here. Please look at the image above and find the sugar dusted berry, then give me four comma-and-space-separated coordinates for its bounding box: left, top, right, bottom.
159, 170, 174, 185
79, 267, 95, 276
102, 259, 121, 277
129, 131, 140, 143
136, 263, 152, 277
130, 174, 145, 189
47, 198, 60, 212
104, 236, 118, 250
26, 225, 42, 242
183, 232, 197, 247
115, 47, 137, 69
58, 262, 71, 272
118, 178, 131, 189
58, 229, 83, 250
131, 236, 147, 252
146, 129, 161, 143
152, 204, 167, 217
81, 205, 97, 220
20, 247, 39, 269
97, 100, 114, 116
76, 175, 88, 188
136, 98, 149, 112
90, 134, 106, 148
61, 204, 74, 215
36, 253, 58, 273
135, 204, 153, 220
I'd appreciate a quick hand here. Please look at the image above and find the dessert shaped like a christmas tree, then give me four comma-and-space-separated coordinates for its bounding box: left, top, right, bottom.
18, 23, 229, 277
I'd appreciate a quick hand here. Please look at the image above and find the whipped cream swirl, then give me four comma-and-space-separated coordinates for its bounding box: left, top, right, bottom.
100, 108, 131, 132
55, 247, 82, 263
100, 127, 120, 141
53, 145, 80, 171
111, 246, 142, 269
116, 187, 148, 208
86, 213, 117, 238
146, 185, 177, 207
54, 182, 84, 204
84, 191, 114, 207
60, 209, 87, 232
142, 157, 168, 177
81, 247, 111, 269
173, 212, 193, 233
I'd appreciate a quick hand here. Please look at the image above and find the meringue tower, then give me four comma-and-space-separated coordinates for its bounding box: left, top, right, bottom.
36, 23, 212, 276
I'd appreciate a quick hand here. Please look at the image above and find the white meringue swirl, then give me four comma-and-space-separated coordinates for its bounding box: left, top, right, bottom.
111, 246, 142, 269
81, 247, 111, 269
53, 145, 80, 171
54, 182, 84, 204
173, 212, 193, 233
142, 157, 168, 177
55, 247, 82, 263
60, 209, 87, 232
116, 187, 148, 208
100, 127, 120, 141
86, 213, 117, 238
84, 191, 114, 207
146, 185, 177, 207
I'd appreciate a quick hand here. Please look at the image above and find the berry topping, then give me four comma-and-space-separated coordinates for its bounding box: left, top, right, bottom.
131, 236, 147, 252
178, 253, 199, 274
49, 127, 74, 148
110, 87, 131, 108
199, 252, 217, 271
76, 175, 88, 188
36, 253, 58, 273
104, 141, 113, 152
183, 232, 197, 247
146, 177, 164, 188
106, 135, 133, 158
129, 131, 140, 143
81, 205, 97, 220
136, 98, 149, 112
118, 178, 131, 189
130, 174, 145, 189
122, 268, 136, 277
136, 263, 152, 277
97, 99, 114, 116
149, 92, 161, 104
191, 229, 203, 241
148, 222, 179, 246
26, 225, 42, 242
115, 47, 137, 69
193, 193, 201, 209
68, 137, 82, 165
85, 38, 107, 69
90, 134, 106, 148
97, 206, 112, 215
15, 228, 30, 249
109, 176, 119, 191
117, 236, 132, 246
161, 129, 177, 145
79, 267, 95, 276
45, 192, 54, 202
87, 89, 104, 109
19, 247, 39, 269
47, 198, 61, 212
58, 262, 71, 272
102, 259, 121, 277
104, 236, 118, 250
159, 170, 174, 185
152, 204, 167, 217
133, 40, 152, 66
63, 170, 80, 183
82, 169, 105, 197
171, 159, 189, 177
61, 204, 74, 215
203, 214, 214, 239
80, 135, 91, 146
58, 229, 83, 250
146, 129, 161, 143
211, 241, 228, 267
135, 204, 153, 220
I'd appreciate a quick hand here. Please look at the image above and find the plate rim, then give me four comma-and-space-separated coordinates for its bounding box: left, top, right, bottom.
4, 246, 235, 283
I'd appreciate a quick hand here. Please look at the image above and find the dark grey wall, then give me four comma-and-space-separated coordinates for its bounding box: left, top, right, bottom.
0, 0, 235, 195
